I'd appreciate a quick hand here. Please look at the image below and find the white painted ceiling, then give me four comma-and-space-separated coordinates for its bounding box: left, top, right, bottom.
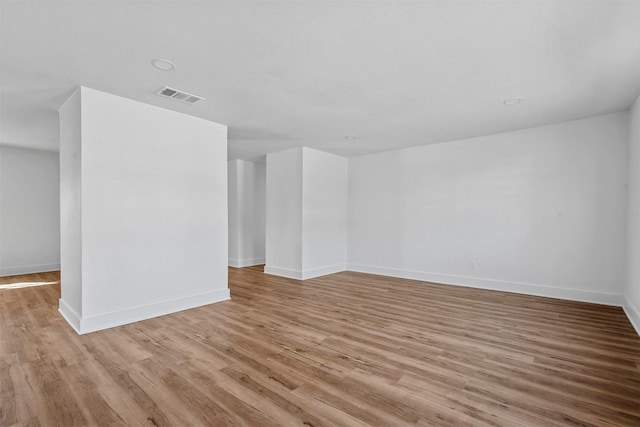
2, 1, 639, 159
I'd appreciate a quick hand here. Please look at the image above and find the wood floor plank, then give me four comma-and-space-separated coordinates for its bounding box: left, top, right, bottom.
1, 267, 639, 426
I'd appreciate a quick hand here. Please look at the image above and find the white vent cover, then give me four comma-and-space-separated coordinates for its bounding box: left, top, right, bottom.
156, 86, 204, 104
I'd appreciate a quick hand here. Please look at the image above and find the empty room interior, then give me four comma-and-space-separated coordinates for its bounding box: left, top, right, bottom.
2, 1, 640, 426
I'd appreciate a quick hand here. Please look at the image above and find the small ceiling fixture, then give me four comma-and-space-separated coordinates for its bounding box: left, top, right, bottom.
503, 97, 523, 105
151, 58, 176, 71
344, 135, 359, 140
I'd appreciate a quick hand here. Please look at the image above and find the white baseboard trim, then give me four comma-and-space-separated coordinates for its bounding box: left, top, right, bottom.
301, 264, 347, 280
1, 263, 60, 277
623, 298, 640, 336
58, 298, 82, 334
58, 288, 230, 334
264, 266, 303, 280
347, 264, 623, 306
229, 258, 265, 268
264, 264, 347, 280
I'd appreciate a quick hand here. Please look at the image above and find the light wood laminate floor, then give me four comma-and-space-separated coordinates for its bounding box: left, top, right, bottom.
1, 267, 639, 426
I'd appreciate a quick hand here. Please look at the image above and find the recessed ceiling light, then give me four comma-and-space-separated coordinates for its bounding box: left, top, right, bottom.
503, 97, 523, 105
151, 58, 176, 71
345, 135, 359, 140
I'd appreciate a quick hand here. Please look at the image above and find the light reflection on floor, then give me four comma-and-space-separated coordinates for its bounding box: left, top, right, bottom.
0, 281, 59, 290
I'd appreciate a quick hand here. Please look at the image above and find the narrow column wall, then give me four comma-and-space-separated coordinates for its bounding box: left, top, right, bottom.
228, 159, 266, 267
265, 147, 347, 280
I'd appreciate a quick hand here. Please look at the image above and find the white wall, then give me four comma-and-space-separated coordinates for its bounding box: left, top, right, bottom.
625, 94, 640, 334
58, 89, 82, 314
58, 87, 229, 334
228, 160, 240, 265
302, 148, 348, 276
228, 159, 266, 267
348, 112, 629, 305
265, 148, 303, 276
0, 146, 60, 276
265, 147, 348, 279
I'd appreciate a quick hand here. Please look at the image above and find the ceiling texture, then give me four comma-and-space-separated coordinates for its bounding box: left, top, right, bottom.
2, 1, 639, 160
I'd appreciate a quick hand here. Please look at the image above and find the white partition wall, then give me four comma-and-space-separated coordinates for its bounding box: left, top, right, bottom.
625, 94, 640, 334
301, 148, 348, 277
58, 87, 229, 334
265, 147, 347, 280
59, 89, 82, 318
228, 159, 266, 267
265, 148, 304, 277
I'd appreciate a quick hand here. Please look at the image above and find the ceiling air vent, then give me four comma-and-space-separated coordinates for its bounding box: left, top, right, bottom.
156, 86, 204, 104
